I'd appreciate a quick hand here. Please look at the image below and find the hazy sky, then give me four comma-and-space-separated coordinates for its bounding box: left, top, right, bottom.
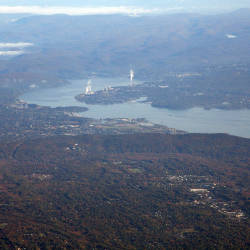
1, 0, 250, 7
0, 1, 249, 15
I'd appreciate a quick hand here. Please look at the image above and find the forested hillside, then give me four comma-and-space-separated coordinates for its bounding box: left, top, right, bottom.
0, 133, 249, 249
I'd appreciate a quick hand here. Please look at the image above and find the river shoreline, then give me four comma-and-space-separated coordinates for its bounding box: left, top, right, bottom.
20, 77, 250, 138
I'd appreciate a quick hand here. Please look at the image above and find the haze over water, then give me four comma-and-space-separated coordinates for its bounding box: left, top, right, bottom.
21, 78, 250, 138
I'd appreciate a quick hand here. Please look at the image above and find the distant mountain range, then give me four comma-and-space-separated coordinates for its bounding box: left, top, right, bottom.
0, 9, 249, 86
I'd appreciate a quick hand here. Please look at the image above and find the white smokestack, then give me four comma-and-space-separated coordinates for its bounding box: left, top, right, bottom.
85, 79, 93, 95
130, 69, 134, 86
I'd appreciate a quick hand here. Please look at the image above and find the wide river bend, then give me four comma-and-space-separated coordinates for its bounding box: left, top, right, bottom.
20, 77, 250, 138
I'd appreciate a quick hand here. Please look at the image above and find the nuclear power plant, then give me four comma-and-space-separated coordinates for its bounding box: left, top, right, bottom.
76, 69, 137, 103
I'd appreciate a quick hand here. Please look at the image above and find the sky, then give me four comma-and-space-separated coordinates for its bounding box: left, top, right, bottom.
0, 1, 249, 15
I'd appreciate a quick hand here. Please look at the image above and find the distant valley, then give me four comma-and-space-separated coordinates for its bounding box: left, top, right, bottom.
0, 8, 249, 249
0, 10, 250, 114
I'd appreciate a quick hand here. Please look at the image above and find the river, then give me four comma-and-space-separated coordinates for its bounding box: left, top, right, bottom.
20, 77, 250, 138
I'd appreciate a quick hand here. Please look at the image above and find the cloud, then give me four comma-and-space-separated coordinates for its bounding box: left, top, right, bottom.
0, 43, 33, 56
0, 42, 34, 48
0, 50, 24, 56
226, 34, 237, 39
0, 5, 180, 16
